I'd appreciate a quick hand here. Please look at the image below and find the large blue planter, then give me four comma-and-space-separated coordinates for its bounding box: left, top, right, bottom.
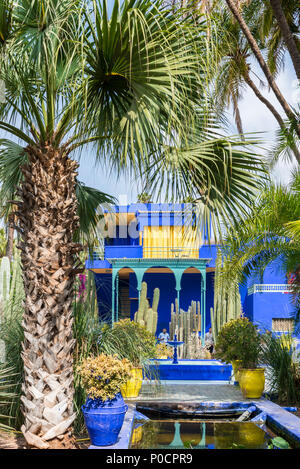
82, 392, 128, 446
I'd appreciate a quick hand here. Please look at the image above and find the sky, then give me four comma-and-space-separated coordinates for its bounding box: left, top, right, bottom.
78, 52, 299, 205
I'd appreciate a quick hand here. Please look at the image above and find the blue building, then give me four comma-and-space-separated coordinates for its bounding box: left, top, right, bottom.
86, 203, 295, 341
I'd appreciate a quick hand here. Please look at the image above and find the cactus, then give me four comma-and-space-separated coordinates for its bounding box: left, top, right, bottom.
210, 250, 242, 344
0, 253, 24, 364
134, 281, 159, 336
152, 287, 160, 313
169, 300, 202, 359
0, 256, 10, 302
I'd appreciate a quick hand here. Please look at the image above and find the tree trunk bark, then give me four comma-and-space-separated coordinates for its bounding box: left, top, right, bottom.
269, 0, 300, 81
15, 144, 83, 449
225, 0, 300, 141
232, 92, 245, 139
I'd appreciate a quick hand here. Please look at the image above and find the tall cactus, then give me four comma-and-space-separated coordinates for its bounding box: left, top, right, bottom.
169, 300, 204, 359
0, 256, 10, 302
134, 281, 159, 335
0, 253, 25, 363
0, 256, 11, 363
210, 250, 242, 344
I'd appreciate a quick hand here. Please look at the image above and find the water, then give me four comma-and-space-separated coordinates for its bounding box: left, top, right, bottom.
130, 419, 271, 449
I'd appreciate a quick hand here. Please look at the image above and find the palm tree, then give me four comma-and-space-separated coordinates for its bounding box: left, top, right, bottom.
0, 0, 199, 448
224, 0, 300, 154
0, 139, 116, 255
204, 1, 299, 163
223, 170, 300, 319
268, 0, 300, 81
0, 0, 265, 447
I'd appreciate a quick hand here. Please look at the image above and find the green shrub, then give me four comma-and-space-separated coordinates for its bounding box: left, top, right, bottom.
260, 332, 300, 404
97, 319, 157, 368
77, 354, 132, 401
215, 317, 261, 368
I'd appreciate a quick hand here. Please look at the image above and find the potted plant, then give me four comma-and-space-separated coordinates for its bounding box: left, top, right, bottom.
155, 343, 173, 359
215, 317, 264, 398
98, 319, 157, 398
77, 353, 132, 446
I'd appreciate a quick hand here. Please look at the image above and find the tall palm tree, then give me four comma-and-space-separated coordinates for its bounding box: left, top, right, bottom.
268, 0, 300, 81
0, 0, 265, 447
206, 1, 300, 163
224, 0, 300, 151
223, 170, 300, 319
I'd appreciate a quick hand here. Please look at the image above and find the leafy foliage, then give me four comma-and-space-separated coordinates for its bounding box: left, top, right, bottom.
215, 317, 261, 368
155, 343, 173, 359
77, 354, 132, 401
72, 270, 103, 433
0, 0, 267, 245
0, 139, 115, 248
0, 366, 17, 431
222, 172, 300, 320
97, 319, 157, 368
0, 250, 24, 430
260, 332, 300, 404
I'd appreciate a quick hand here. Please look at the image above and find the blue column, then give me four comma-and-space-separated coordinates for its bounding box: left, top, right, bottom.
200, 275, 203, 343
116, 271, 119, 322
201, 269, 206, 346
174, 268, 183, 311
134, 267, 146, 303
112, 269, 118, 325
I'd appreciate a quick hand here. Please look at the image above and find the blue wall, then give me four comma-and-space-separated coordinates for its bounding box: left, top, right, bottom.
241, 261, 294, 332
251, 292, 295, 331
94, 273, 113, 322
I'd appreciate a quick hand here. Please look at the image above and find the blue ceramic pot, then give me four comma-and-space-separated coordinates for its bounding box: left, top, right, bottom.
82, 392, 128, 446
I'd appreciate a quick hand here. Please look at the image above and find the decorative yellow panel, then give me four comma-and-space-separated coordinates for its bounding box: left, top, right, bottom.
143, 226, 199, 258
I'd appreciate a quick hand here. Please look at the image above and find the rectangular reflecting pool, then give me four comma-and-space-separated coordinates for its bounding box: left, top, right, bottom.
130, 420, 272, 449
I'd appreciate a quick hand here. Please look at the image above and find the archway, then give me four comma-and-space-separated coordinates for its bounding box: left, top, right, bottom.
141, 266, 177, 334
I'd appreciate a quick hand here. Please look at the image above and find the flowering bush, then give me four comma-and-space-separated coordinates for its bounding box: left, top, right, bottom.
77, 353, 132, 401
77, 273, 87, 301
155, 343, 173, 359
214, 317, 261, 369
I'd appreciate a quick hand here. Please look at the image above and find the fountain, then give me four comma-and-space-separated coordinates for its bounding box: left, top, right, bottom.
167, 333, 184, 365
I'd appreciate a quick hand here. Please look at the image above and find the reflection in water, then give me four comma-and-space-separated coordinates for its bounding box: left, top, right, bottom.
130, 420, 269, 449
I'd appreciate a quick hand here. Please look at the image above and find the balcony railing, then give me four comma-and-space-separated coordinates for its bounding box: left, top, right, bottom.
248, 284, 293, 295
90, 247, 105, 260
143, 246, 199, 259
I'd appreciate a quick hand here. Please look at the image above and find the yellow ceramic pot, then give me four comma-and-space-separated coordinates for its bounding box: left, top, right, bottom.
120, 368, 143, 398
239, 368, 265, 399
231, 360, 242, 383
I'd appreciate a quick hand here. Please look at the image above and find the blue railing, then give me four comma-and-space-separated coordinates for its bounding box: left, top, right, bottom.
90, 244, 217, 262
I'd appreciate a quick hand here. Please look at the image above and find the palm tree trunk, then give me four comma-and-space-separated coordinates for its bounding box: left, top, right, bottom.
244, 71, 300, 164
225, 0, 300, 140
244, 71, 285, 127
16, 145, 83, 449
269, 0, 300, 81
232, 92, 245, 139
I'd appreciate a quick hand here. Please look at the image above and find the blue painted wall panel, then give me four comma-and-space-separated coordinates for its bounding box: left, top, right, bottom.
252, 292, 294, 331
94, 273, 112, 322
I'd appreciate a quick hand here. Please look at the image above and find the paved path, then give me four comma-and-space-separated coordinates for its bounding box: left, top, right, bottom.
132, 381, 247, 403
